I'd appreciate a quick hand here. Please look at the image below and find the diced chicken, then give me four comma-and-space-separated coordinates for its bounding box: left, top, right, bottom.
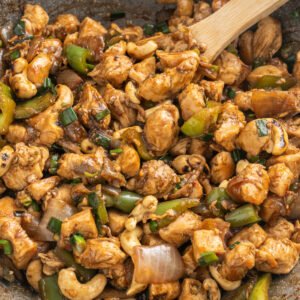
265, 217, 295, 240
200, 218, 230, 242
199, 80, 224, 102
129, 57, 156, 85
229, 224, 267, 248
179, 278, 207, 300
256, 238, 300, 274
116, 144, 140, 178
59, 209, 98, 248
78, 237, 126, 269
267, 163, 293, 197
159, 211, 202, 247
127, 160, 178, 198
182, 246, 198, 277
149, 282, 181, 300
178, 83, 205, 120
0, 197, 18, 219
192, 229, 225, 261
108, 209, 128, 235
39, 251, 64, 276
172, 154, 208, 175
226, 163, 269, 205
233, 91, 252, 111
0, 217, 37, 269
214, 102, 246, 151
79, 17, 107, 38
144, 104, 179, 156
220, 242, 255, 281
2, 143, 49, 191
210, 151, 235, 184
260, 194, 288, 223
5, 124, 30, 144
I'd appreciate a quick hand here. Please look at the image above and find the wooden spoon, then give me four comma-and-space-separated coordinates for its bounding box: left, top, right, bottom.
190, 0, 289, 62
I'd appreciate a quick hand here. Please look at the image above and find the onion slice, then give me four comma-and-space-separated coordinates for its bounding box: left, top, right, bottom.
132, 244, 184, 284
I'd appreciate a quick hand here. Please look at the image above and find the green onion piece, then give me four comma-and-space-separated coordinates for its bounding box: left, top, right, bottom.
198, 251, 219, 266
97, 198, 109, 224
0, 40, 3, 48
84, 171, 98, 178
156, 22, 170, 34
143, 23, 156, 36
88, 192, 99, 209
70, 233, 86, 253
91, 132, 111, 149
155, 198, 199, 216
110, 148, 123, 155
228, 241, 241, 250
42, 77, 56, 95
248, 155, 267, 165
0, 239, 12, 255
225, 204, 261, 228
39, 275, 64, 300
13, 20, 26, 36
59, 107, 78, 126
227, 87, 236, 99
10, 49, 20, 61
86, 63, 95, 71
110, 11, 126, 21
30, 200, 41, 212
149, 220, 159, 233
210, 65, 219, 72
20, 194, 32, 207
47, 217, 62, 234
49, 153, 59, 174
199, 133, 214, 142
226, 44, 238, 56
249, 273, 271, 300
12, 35, 33, 46
231, 149, 246, 163
252, 57, 265, 69
95, 109, 110, 121
255, 119, 269, 137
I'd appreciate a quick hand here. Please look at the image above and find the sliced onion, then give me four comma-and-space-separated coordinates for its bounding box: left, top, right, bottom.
35, 199, 77, 241
132, 244, 184, 284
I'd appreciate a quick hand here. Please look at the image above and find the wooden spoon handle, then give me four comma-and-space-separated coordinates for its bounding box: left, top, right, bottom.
190, 0, 289, 62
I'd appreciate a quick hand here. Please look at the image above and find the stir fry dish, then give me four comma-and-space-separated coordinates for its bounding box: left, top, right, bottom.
0, 1, 299, 299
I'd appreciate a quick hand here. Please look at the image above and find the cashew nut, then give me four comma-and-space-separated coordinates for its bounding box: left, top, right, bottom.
209, 265, 241, 291
127, 41, 158, 60
9, 58, 37, 99
120, 226, 143, 256
26, 259, 42, 291
125, 196, 158, 231
126, 276, 147, 297
58, 268, 107, 300
0, 146, 15, 177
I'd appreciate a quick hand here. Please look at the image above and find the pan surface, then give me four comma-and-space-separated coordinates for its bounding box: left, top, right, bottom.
0, 0, 299, 299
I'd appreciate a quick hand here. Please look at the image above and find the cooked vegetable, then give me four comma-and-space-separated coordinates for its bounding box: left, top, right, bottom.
39, 275, 64, 300
59, 107, 78, 126
0, 239, 13, 255
88, 192, 109, 224
249, 273, 271, 300
10, 49, 20, 60
155, 198, 200, 215
49, 154, 59, 174
225, 204, 261, 228
0, 82, 16, 135
95, 108, 110, 121
70, 233, 87, 253
65, 44, 94, 75
14, 92, 56, 119
198, 251, 219, 266
47, 217, 62, 235
13, 20, 26, 36
252, 75, 296, 90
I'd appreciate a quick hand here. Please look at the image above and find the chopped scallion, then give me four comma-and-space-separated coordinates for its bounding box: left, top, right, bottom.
149, 220, 158, 233
49, 153, 59, 174
198, 251, 219, 266
143, 23, 156, 36
59, 107, 78, 126
91, 132, 111, 149
13, 20, 26, 36
0, 239, 12, 255
95, 109, 110, 121
227, 87, 236, 99
47, 217, 62, 234
231, 149, 246, 163
228, 241, 240, 250
30, 200, 41, 212
156, 22, 170, 34
110, 148, 123, 155
70, 233, 86, 253
10, 49, 20, 61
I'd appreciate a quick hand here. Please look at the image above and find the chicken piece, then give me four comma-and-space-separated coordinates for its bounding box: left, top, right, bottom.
253, 17, 282, 61
116, 144, 140, 178
79, 17, 107, 38
57, 147, 104, 180
256, 238, 300, 274
214, 102, 246, 151
0, 145, 15, 178
108, 209, 127, 235
238, 30, 254, 65
293, 51, 300, 81
26, 176, 60, 201
0, 216, 37, 269
237, 118, 289, 156
39, 251, 64, 276
44, 184, 73, 206
5, 124, 29, 144
129, 57, 156, 85
178, 83, 205, 120
175, 0, 194, 17
215, 51, 250, 86
193, 229, 225, 261
220, 242, 255, 281
2, 143, 48, 191
149, 282, 181, 300
226, 163, 269, 205
159, 211, 202, 247
75, 83, 110, 129
265, 217, 295, 240
0, 197, 18, 219
179, 278, 207, 300
200, 218, 230, 242
27, 85, 74, 146
21, 4, 49, 35
233, 91, 252, 111
194, 1, 212, 22
199, 80, 224, 102
247, 65, 283, 86
144, 104, 179, 156
59, 209, 98, 248
182, 246, 198, 276
283, 116, 300, 139
210, 151, 235, 184
229, 224, 267, 248
78, 237, 126, 269
103, 84, 137, 128
172, 154, 208, 175
170, 138, 191, 156
127, 160, 178, 198
260, 194, 288, 223
267, 163, 293, 197
51, 14, 80, 38
189, 138, 208, 156
89, 54, 132, 87
138, 53, 199, 102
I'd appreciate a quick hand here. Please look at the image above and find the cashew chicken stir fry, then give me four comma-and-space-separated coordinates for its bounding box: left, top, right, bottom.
0, 1, 300, 300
